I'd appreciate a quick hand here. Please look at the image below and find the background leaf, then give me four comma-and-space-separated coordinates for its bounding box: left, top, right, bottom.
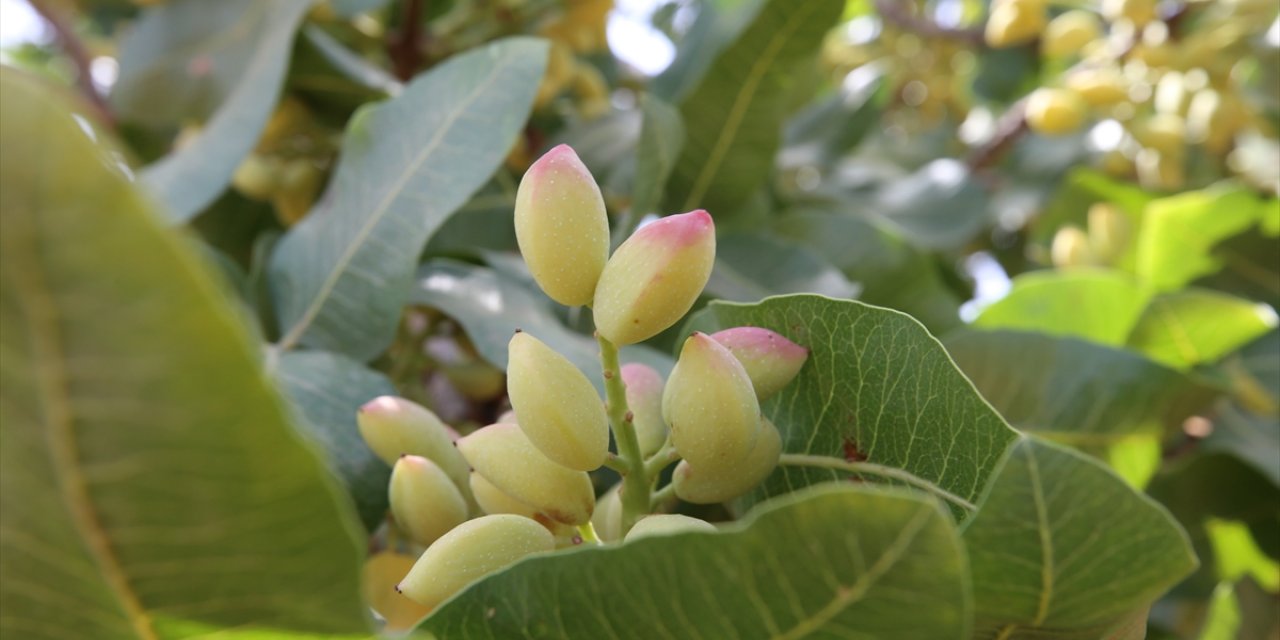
1126, 289, 1278, 371
0, 69, 367, 637
275, 350, 397, 531
422, 485, 972, 639
706, 231, 860, 302
629, 95, 684, 220
868, 159, 992, 250
961, 437, 1198, 638
269, 37, 547, 362
972, 269, 1151, 346
115, 0, 314, 222
1136, 187, 1264, 292
665, 0, 843, 215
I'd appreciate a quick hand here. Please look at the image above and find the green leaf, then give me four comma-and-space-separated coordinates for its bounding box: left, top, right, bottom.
945, 329, 1218, 447
410, 260, 671, 390
275, 350, 397, 531
1136, 187, 1264, 292
1126, 289, 1278, 371
774, 209, 963, 333
783, 67, 884, 164
629, 95, 684, 220
269, 38, 547, 362
114, 0, 313, 222
421, 485, 972, 639
683, 295, 1020, 510
973, 269, 1152, 346
665, 0, 842, 214
961, 437, 1198, 638
298, 25, 402, 98
871, 159, 992, 250
0, 69, 367, 637
706, 231, 859, 302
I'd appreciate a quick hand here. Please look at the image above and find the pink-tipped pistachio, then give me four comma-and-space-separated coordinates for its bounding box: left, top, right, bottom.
709, 327, 809, 401
514, 144, 610, 306
662, 332, 761, 469
357, 396, 472, 500
592, 210, 716, 345
389, 455, 469, 547
621, 363, 668, 456
507, 331, 609, 471
456, 424, 595, 525
672, 417, 782, 504
624, 514, 717, 542
397, 515, 554, 609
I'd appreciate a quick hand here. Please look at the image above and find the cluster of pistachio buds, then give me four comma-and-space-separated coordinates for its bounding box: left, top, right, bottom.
229, 99, 329, 225
1050, 203, 1132, 268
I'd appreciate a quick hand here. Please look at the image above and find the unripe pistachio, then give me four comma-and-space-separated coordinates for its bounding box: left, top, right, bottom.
1065, 68, 1129, 106
1025, 88, 1088, 136
389, 455, 469, 546
1051, 226, 1095, 268
984, 2, 1045, 49
457, 424, 595, 525
1135, 114, 1186, 155
272, 159, 323, 226
591, 484, 623, 542
709, 327, 809, 401
1042, 10, 1102, 58
469, 472, 539, 519
397, 514, 554, 609
624, 514, 716, 542
1154, 72, 1191, 116
507, 331, 609, 471
357, 396, 470, 492
231, 154, 282, 201
514, 144, 610, 307
662, 332, 761, 469
496, 408, 518, 425
593, 210, 716, 345
1186, 89, 1237, 152
1102, 0, 1158, 25
363, 552, 432, 633
1136, 148, 1185, 191
673, 417, 783, 504
1087, 203, 1130, 262
441, 361, 506, 402
620, 363, 668, 456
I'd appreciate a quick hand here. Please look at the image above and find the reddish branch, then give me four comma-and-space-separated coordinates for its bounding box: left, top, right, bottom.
967, 99, 1028, 175
873, 0, 986, 47
388, 0, 428, 81
28, 0, 114, 127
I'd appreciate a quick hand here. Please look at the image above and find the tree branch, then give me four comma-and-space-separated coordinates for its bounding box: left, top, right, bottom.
388, 0, 428, 81
29, 0, 114, 127
873, 0, 986, 47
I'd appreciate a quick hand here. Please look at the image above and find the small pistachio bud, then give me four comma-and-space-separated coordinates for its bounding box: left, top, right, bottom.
662, 332, 761, 469
231, 154, 282, 201
673, 417, 783, 504
709, 327, 809, 401
593, 210, 716, 345
1051, 225, 1095, 268
397, 515, 554, 609
357, 397, 470, 492
1134, 114, 1186, 156
507, 331, 609, 471
1136, 148, 1185, 191
470, 472, 538, 519
1041, 10, 1102, 58
1087, 203, 1130, 262
389, 455, 469, 546
591, 484, 623, 543
984, 1, 1046, 49
363, 552, 432, 633
1025, 88, 1088, 137
1102, 0, 1158, 25
624, 514, 716, 542
457, 424, 595, 525
620, 363, 668, 456
1064, 68, 1129, 107
514, 144, 609, 306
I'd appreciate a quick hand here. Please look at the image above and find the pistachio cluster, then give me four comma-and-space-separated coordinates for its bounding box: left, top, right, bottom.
354, 144, 810, 621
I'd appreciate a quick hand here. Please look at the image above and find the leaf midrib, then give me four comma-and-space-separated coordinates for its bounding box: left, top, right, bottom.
276, 46, 520, 351
1, 148, 158, 638
681, 1, 825, 210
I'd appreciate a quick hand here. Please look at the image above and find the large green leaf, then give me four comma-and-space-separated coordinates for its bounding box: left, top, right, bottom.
1136, 187, 1264, 292
665, 0, 842, 214
0, 69, 367, 637
961, 437, 1198, 638
410, 260, 672, 389
973, 269, 1151, 346
421, 485, 972, 639
1126, 289, 1278, 371
870, 160, 992, 250
773, 209, 963, 333
269, 38, 547, 362
945, 329, 1218, 447
707, 231, 859, 302
114, 0, 313, 222
275, 350, 397, 531
629, 95, 684, 221
683, 295, 1020, 510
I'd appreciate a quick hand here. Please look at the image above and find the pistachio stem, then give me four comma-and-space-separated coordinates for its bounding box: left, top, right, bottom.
650, 482, 676, 507
777, 453, 977, 512
576, 522, 602, 546
601, 454, 629, 474
597, 333, 649, 533
643, 438, 679, 477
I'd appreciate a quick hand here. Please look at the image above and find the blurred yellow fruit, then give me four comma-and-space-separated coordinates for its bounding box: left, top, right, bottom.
985, 1, 1046, 49
1042, 10, 1102, 59
1025, 88, 1088, 136
363, 552, 433, 633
